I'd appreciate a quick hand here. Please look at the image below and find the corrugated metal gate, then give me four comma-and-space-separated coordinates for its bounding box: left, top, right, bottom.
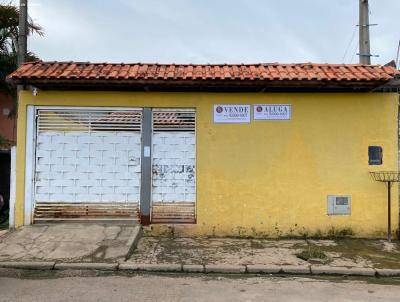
33, 108, 142, 223
151, 109, 196, 223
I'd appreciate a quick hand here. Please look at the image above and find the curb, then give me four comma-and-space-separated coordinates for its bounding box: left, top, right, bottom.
205, 264, 246, 274
1, 261, 399, 278
375, 269, 400, 277
54, 263, 118, 271
0, 261, 55, 270
311, 266, 376, 277
119, 263, 182, 272
247, 265, 281, 274
281, 265, 311, 275
183, 264, 204, 273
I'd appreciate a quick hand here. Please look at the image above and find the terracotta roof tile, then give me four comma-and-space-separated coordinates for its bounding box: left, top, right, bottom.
8, 61, 399, 90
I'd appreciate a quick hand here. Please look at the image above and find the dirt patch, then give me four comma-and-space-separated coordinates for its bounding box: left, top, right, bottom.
313, 239, 400, 269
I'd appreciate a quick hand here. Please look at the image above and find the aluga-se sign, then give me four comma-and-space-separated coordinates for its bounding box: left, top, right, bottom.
213, 104, 251, 123
254, 104, 291, 120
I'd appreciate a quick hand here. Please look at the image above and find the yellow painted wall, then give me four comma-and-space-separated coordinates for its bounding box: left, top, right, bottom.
15, 90, 399, 238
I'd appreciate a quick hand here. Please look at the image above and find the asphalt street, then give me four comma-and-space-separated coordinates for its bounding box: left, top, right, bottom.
1, 274, 400, 302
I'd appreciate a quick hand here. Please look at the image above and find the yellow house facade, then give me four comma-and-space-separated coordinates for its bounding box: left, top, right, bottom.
9, 62, 400, 238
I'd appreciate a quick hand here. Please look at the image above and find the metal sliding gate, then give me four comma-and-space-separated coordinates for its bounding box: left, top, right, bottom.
30, 107, 196, 224
151, 109, 196, 223
33, 108, 142, 223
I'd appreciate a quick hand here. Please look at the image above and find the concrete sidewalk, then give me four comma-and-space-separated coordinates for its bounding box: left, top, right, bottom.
119, 236, 400, 277
1, 227, 400, 278
127, 237, 400, 269
0, 224, 140, 263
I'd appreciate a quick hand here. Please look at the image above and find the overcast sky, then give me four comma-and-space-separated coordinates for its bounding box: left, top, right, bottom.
18, 0, 400, 65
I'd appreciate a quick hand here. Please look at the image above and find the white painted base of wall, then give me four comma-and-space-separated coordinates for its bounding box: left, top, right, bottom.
9, 146, 16, 228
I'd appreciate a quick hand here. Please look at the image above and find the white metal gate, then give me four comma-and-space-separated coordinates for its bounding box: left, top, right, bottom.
151, 109, 196, 223
33, 108, 142, 222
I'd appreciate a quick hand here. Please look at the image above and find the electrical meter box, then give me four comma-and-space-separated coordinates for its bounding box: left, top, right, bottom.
327, 195, 351, 215
368, 146, 383, 165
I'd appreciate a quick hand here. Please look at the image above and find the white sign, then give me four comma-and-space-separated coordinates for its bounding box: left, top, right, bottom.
143, 146, 151, 157
253, 104, 291, 120
213, 104, 251, 124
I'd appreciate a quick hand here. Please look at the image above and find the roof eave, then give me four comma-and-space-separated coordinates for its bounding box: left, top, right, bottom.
372, 77, 400, 92
8, 78, 393, 93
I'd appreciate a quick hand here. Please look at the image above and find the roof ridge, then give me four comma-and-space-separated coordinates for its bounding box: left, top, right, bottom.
21, 61, 387, 67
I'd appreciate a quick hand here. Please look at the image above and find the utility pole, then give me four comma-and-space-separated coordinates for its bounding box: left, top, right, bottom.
359, 0, 371, 64
17, 0, 28, 67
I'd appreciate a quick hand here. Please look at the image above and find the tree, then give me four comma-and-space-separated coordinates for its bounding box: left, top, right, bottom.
0, 1, 43, 146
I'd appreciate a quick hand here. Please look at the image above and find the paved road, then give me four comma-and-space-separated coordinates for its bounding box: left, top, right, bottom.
0, 274, 399, 302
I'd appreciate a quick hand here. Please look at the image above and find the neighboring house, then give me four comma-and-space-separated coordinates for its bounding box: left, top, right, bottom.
0, 92, 17, 146
7, 61, 400, 238
0, 91, 17, 217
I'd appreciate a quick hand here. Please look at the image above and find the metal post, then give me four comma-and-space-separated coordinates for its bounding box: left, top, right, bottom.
17, 0, 28, 67
359, 0, 371, 64
140, 108, 152, 225
388, 181, 392, 242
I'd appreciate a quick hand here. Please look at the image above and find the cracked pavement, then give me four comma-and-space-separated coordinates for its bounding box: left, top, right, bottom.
0, 224, 137, 263
127, 237, 400, 269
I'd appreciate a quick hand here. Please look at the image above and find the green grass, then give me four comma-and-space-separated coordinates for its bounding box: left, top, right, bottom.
296, 243, 327, 261
327, 227, 354, 239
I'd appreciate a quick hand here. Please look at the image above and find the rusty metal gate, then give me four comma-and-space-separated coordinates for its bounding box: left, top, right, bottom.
32, 108, 142, 223
151, 109, 196, 223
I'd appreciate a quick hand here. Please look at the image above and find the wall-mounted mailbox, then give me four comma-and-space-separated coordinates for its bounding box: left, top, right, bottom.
327, 195, 351, 215
368, 146, 383, 165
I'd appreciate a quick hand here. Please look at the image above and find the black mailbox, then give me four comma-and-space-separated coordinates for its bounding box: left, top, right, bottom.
368, 146, 383, 165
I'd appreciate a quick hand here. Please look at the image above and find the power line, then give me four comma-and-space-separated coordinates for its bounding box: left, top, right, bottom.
350, 41, 359, 64
342, 25, 357, 63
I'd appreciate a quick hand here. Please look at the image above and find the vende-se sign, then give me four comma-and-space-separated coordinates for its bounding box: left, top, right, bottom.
254, 104, 291, 120
213, 104, 251, 124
